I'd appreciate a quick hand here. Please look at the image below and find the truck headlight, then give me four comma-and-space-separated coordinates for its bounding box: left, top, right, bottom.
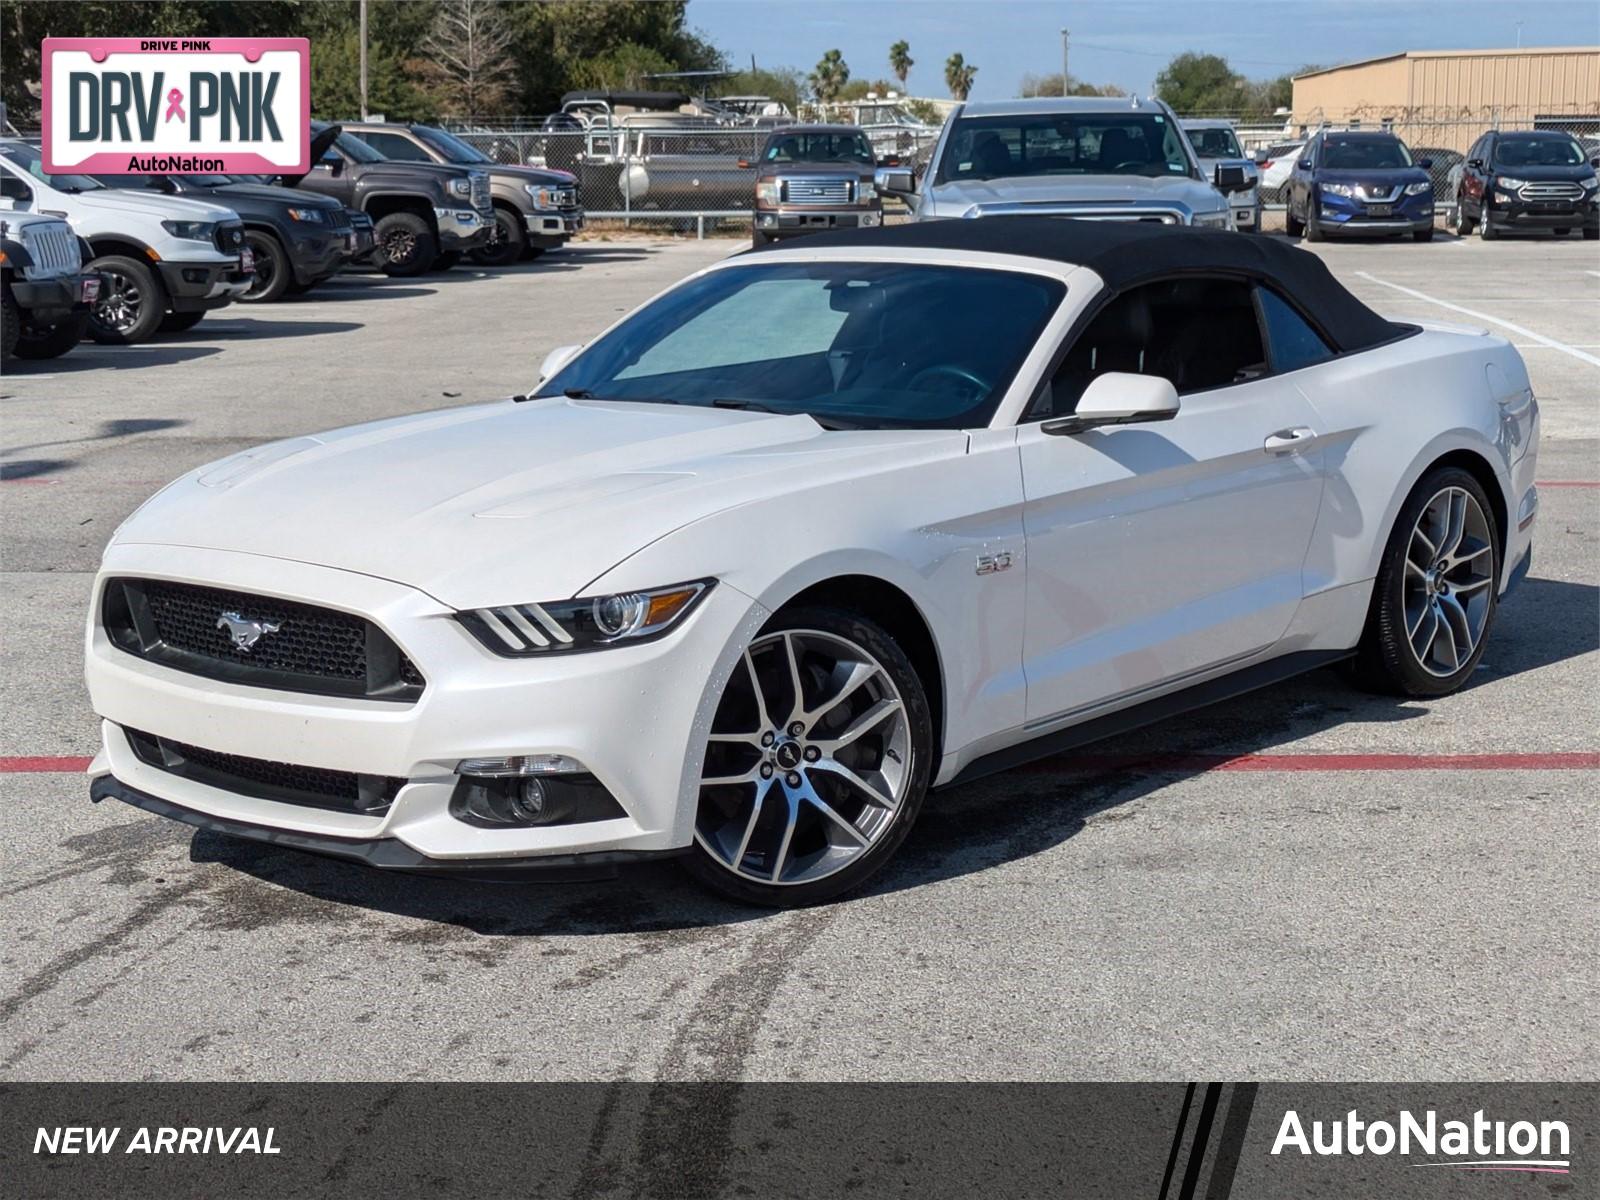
459, 580, 713, 656
859, 182, 878, 201
286, 206, 326, 222
448, 177, 473, 197
1403, 181, 1432, 196
1193, 210, 1230, 228
755, 178, 780, 206
524, 184, 564, 208
160, 220, 216, 241
1579, 173, 1599, 191
1320, 183, 1357, 199
1495, 176, 1528, 192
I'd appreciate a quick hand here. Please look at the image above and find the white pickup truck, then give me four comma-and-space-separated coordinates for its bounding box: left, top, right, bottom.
0, 139, 252, 344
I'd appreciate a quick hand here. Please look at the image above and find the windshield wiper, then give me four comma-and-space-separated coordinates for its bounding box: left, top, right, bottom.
563, 389, 680, 404
711, 398, 779, 413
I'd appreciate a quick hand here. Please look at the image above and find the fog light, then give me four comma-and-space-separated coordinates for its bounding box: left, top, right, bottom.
861, 211, 882, 227
1320, 207, 1340, 219
182, 267, 207, 283
511, 778, 546, 821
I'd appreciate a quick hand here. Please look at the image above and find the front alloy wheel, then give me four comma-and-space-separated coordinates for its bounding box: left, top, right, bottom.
686, 609, 932, 906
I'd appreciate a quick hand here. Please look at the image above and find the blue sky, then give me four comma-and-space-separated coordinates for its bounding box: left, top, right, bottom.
691, 0, 1600, 100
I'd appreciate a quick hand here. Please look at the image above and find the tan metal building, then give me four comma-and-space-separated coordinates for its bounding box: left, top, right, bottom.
1292, 47, 1600, 153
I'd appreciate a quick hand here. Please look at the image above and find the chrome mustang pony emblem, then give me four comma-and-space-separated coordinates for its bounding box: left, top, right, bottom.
216, 611, 281, 652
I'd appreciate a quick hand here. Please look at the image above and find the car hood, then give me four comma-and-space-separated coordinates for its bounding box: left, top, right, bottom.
207, 181, 344, 208
57, 187, 239, 222
766, 162, 876, 178
113, 398, 964, 609
1488, 163, 1597, 182
1316, 167, 1430, 187
928, 172, 1222, 213
485, 163, 578, 186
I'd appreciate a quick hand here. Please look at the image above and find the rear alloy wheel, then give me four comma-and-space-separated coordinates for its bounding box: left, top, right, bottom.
87, 254, 165, 344
471, 208, 525, 267
1354, 468, 1499, 697
372, 211, 437, 276
241, 230, 290, 302
685, 608, 932, 906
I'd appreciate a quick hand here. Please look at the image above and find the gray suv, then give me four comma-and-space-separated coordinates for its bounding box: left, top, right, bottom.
880, 96, 1246, 228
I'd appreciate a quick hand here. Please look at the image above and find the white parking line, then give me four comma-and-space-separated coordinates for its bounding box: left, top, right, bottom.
1355, 272, 1600, 367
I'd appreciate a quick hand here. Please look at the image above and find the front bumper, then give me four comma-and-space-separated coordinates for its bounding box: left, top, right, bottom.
434, 207, 492, 250
526, 208, 584, 240
283, 224, 349, 284
756, 208, 883, 236
1316, 191, 1434, 235
1230, 196, 1262, 230
9, 273, 94, 322
156, 257, 253, 312
83, 544, 762, 866
1487, 195, 1599, 228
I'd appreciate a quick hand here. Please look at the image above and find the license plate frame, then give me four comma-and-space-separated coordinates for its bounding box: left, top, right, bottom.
239, 246, 255, 273
1365, 203, 1393, 217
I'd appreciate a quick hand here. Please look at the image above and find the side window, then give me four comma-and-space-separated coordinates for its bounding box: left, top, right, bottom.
354, 131, 432, 162
1257, 288, 1334, 373
1037, 277, 1267, 418
0, 170, 33, 205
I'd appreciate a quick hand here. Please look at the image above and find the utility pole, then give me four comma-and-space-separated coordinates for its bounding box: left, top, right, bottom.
1060, 27, 1069, 94
359, 0, 369, 120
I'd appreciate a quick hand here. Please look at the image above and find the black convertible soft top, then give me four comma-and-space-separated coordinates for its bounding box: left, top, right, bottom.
751, 216, 1405, 353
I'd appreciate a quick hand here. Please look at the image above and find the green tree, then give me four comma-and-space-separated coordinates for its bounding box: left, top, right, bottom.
888, 40, 913, 89
838, 78, 893, 102
809, 48, 850, 105
310, 27, 434, 122
944, 53, 976, 101
1154, 52, 1246, 113
568, 42, 676, 93
1019, 72, 1126, 98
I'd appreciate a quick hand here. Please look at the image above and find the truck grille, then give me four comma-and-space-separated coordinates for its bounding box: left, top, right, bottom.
470, 171, 491, 212
124, 727, 406, 816
328, 207, 353, 233
1519, 181, 1583, 201
213, 220, 247, 254
19, 220, 81, 277
781, 177, 854, 205
102, 578, 425, 702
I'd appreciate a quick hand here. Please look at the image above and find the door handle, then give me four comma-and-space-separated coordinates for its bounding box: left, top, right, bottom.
1264, 427, 1316, 454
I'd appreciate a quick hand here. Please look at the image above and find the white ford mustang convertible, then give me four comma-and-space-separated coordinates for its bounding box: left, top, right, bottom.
85, 218, 1539, 905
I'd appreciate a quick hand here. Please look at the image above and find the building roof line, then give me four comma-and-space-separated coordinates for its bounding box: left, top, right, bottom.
1294, 46, 1600, 81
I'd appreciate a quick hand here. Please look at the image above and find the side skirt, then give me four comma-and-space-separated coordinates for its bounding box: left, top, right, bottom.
938, 649, 1352, 790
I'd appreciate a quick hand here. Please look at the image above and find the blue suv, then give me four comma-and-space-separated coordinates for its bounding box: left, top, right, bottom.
1286, 130, 1436, 242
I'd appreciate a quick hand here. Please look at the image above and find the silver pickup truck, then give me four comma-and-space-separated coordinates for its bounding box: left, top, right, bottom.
878, 96, 1249, 228
1181, 118, 1263, 232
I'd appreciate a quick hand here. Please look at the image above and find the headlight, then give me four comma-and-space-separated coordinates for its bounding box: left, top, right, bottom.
524, 184, 567, 208
1580, 173, 1599, 190
448, 177, 472, 197
459, 580, 712, 656
286, 206, 326, 223
859, 182, 878, 201
1403, 181, 1432, 196
1495, 176, 1528, 192
1193, 210, 1230, 228
160, 220, 216, 241
1321, 183, 1357, 198
755, 178, 780, 206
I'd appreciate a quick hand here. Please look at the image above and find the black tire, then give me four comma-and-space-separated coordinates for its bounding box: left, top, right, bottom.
1479, 212, 1498, 241
1552, 227, 1570, 237
1283, 199, 1304, 238
372, 211, 437, 276
241, 230, 290, 303
752, 230, 779, 247
1412, 227, 1434, 242
1455, 193, 1476, 236
1584, 226, 1599, 240
682, 605, 934, 907
1, 289, 18, 362
14, 309, 89, 359
471, 208, 526, 266
284, 278, 319, 297
86, 255, 166, 345
521, 245, 547, 261
429, 251, 462, 272
158, 309, 207, 334
1352, 466, 1500, 698
1305, 207, 1324, 242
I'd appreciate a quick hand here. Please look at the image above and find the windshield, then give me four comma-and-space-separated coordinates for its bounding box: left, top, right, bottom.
1495, 134, 1584, 167
1321, 136, 1413, 170
764, 131, 874, 164
1185, 126, 1242, 158
937, 112, 1194, 183
539, 262, 1065, 430
0, 143, 103, 191
417, 126, 491, 164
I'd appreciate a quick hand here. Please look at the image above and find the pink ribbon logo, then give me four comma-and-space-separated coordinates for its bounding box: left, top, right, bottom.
164, 88, 185, 123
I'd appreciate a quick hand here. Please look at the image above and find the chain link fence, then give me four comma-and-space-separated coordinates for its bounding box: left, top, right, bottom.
443, 111, 1598, 230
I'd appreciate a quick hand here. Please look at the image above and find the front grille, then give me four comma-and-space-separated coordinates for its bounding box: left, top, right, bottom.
1519, 181, 1583, 201
213, 220, 246, 254
125, 726, 405, 816
102, 578, 425, 702
1355, 185, 1400, 203
470, 172, 491, 212
20, 220, 81, 277
781, 177, 854, 205
328, 208, 352, 233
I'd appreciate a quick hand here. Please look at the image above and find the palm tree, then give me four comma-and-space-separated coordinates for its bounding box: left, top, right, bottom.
945, 53, 977, 101
809, 49, 850, 106
889, 41, 913, 90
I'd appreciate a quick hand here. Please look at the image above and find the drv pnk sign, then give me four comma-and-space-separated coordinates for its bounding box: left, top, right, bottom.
41, 38, 309, 175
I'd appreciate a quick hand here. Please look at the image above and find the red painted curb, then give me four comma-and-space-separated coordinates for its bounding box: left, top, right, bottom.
0, 757, 94, 772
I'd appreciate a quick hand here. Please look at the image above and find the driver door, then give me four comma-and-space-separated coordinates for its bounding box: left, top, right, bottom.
1016, 276, 1327, 725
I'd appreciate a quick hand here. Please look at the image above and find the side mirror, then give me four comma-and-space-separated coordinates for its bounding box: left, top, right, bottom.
874, 166, 916, 197
539, 343, 581, 383
1467, 157, 1483, 169
1213, 163, 1249, 193
1417, 157, 1433, 170
1043, 372, 1180, 436
1296, 157, 1312, 170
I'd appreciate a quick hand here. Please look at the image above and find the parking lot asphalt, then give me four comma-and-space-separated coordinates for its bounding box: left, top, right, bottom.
2, 231, 1596, 1082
